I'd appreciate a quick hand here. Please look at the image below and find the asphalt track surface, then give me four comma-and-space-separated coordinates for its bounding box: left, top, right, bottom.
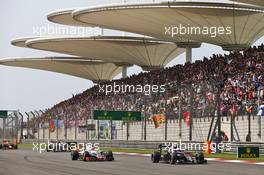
0, 149, 264, 175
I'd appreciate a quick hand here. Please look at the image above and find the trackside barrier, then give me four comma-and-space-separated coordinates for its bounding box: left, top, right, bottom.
21, 139, 264, 154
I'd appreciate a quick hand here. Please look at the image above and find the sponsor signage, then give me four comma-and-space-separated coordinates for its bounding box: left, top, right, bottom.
87, 124, 96, 130
93, 110, 141, 121
237, 147, 259, 158
0, 110, 8, 118
78, 124, 96, 132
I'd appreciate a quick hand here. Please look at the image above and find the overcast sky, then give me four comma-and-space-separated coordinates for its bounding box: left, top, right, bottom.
0, 0, 263, 113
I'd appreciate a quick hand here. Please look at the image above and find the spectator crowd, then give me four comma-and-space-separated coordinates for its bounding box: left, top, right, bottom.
37, 44, 264, 124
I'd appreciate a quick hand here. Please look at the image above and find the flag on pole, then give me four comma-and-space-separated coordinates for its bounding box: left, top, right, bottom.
152, 114, 166, 128
55, 119, 60, 128
204, 140, 212, 154
230, 104, 237, 116
183, 111, 190, 126
49, 119, 55, 132
246, 105, 254, 113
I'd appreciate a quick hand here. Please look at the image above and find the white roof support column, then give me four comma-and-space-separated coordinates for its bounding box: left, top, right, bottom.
186, 46, 192, 63
177, 42, 201, 64
101, 28, 104, 36
122, 66, 128, 78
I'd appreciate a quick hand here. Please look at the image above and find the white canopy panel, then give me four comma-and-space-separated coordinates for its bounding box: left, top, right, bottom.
0, 57, 122, 82
24, 36, 184, 70
47, 8, 94, 27
11, 37, 39, 48
231, 0, 264, 7
73, 1, 264, 50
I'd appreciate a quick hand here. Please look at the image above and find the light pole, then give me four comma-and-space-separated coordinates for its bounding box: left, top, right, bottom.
206, 78, 222, 145
48, 115, 51, 141
257, 89, 261, 138
246, 102, 252, 142
180, 81, 194, 141
18, 112, 23, 142
40, 110, 45, 140
35, 111, 40, 142
30, 111, 36, 140
25, 112, 30, 140
14, 111, 19, 145
177, 83, 183, 139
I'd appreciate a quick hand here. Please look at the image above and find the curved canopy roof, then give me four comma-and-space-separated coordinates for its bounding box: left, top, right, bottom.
231, 0, 264, 7
11, 37, 39, 48
24, 36, 184, 70
73, 1, 264, 50
0, 57, 121, 82
47, 8, 94, 27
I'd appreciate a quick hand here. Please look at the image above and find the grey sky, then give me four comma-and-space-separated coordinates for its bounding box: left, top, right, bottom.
0, 0, 263, 113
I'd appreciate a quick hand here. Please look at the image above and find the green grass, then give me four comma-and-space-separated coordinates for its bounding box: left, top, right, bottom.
101, 147, 153, 154
18, 144, 33, 149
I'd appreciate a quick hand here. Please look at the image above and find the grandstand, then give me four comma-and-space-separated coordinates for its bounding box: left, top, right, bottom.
0, 0, 264, 143
46, 44, 263, 142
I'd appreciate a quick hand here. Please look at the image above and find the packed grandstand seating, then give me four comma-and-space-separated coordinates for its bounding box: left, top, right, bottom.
34, 44, 264, 125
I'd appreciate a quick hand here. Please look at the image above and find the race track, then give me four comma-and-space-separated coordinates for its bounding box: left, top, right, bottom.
0, 149, 263, 175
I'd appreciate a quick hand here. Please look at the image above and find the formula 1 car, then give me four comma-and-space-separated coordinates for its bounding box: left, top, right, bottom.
71, 147, 114, 161
151, 144, 207, 164
171, 151, 207, 164
0, 139, 18, 150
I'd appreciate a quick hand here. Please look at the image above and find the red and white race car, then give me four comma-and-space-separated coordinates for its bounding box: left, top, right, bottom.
71, 147, 114, 161
0, 139, 18, 149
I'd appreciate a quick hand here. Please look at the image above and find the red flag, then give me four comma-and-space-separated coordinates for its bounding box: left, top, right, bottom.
49, 120, 55, 132
183, 111, 190, 126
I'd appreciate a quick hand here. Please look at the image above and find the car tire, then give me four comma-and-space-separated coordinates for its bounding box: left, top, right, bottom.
71, 151, 79, 160
106, 151, 114, 161
151, 154, 154, 162
83, 151, 90, 161
170, 153, 176, 164
152, 152, 160, 163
